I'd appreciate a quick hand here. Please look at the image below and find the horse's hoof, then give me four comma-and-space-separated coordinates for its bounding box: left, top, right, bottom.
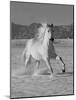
49, 74, 53, 79
32, 72, 38, 77
62, 69, 65, 73
62, 64, 65, 73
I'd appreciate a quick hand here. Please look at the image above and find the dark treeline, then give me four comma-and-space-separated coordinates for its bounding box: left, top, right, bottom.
11, 22, 73, 39
54, 24, 73, 39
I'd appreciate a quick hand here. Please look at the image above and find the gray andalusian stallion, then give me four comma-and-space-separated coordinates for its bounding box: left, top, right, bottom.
22, 23, 65, 78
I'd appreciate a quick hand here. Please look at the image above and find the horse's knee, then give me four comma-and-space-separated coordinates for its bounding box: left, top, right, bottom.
56, 56, 63, 63
56, 56, 60, 60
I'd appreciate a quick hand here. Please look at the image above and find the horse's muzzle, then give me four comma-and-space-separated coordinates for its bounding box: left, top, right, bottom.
50, 38, 54, 42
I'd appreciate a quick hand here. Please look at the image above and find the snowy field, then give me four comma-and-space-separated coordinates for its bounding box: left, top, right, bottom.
10, 39, 74, 98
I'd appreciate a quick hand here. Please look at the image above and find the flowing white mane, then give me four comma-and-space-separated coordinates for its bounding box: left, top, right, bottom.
34, 23, 51, 44
37, 23, 47, 39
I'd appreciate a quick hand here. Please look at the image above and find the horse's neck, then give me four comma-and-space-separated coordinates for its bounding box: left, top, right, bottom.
42, 33, 49, 47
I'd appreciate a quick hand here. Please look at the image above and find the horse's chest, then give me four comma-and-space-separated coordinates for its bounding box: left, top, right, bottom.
30, 44, 48, 60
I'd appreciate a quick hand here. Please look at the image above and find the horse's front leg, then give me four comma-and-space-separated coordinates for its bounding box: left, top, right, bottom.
56, 56, 65, 73
24, 55, 30, 72
44, 58, 53, 75
33, 60, 40, 76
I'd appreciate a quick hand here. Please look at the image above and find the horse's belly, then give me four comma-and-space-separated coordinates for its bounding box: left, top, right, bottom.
30, 45, 48, 60
32, 52, 42, 60
30, 46, 42, 60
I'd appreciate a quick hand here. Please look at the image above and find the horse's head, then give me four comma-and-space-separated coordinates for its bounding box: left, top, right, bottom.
47, 24, 54, 42
34, 23, 54, 43
37, 23, 53, 41
36, 23, 47, 40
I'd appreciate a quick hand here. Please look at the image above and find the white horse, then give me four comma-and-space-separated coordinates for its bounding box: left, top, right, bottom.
22, 23, 65, 77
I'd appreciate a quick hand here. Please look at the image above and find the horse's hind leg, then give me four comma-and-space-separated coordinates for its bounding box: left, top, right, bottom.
56, 56, 65, 72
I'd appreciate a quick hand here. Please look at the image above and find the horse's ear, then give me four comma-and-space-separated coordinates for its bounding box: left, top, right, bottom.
47, 24, 54, 28
50, 24, 54, 27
